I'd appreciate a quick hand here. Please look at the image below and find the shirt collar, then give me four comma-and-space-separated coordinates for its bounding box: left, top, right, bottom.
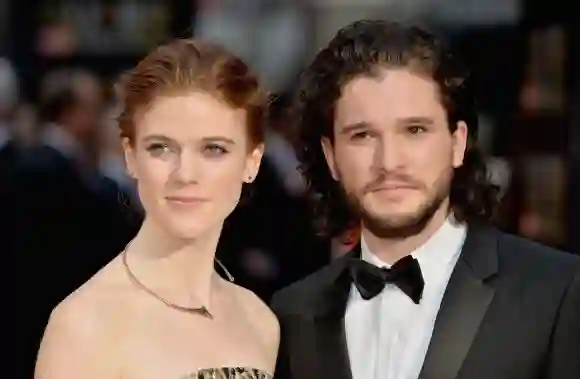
360, 215, 467, 271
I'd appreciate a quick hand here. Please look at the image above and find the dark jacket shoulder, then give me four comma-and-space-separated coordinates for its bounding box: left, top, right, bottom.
272, 227, 580, 315
495, 230, 580, 284
271, 252, 352, 316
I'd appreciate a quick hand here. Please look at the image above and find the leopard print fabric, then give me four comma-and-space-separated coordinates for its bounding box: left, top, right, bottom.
181, 367, 273, 379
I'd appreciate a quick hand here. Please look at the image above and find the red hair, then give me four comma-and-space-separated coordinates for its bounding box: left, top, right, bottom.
117, 38, 266, 146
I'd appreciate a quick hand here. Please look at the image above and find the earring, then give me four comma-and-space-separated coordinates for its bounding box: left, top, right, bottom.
246, 175, 253, 183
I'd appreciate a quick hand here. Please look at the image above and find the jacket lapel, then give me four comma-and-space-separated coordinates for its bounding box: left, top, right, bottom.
314, 311, 353, 379
418, 224, 499, 379
310, 247, 360, 379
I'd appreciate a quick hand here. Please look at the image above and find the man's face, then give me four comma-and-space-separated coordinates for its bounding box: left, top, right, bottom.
322, 68, 467, 236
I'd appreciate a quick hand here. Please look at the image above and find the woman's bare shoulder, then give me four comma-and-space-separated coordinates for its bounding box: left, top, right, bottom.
57, 255, 130, 319
228, 282, 280, 351
34, 256, 130, 379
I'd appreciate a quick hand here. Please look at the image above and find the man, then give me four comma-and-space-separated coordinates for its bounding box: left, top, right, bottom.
0, 56, 22, 188
27, 68, 139, 293
271, 20, 580, 379
15, 68, 140, 377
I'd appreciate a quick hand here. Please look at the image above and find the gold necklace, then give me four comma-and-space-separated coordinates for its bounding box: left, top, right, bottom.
121, 245, 234, 320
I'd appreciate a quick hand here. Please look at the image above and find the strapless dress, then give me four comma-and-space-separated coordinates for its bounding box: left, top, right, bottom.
180, 367, 273, 379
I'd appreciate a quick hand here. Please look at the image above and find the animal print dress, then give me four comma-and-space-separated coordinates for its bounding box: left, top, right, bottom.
180, 367, 273, 379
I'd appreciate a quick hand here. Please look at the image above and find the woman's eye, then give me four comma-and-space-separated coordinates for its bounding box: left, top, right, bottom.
204, 144, 228, 156
146, 143, 171, 156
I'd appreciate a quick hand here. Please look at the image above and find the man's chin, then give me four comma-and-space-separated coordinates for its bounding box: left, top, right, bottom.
366, 211, 422, 227
361, 206, 438, 239
362, 199, 424, 223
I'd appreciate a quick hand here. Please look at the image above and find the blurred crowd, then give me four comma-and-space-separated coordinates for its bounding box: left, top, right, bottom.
1, 0, 578, 290
1, 0, 579, 376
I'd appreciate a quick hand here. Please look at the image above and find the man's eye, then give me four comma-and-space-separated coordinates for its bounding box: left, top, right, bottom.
407, 125, 427, 134
351, 131, 372, 140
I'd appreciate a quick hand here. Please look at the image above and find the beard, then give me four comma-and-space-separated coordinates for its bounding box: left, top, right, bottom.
343, 168, 453, 239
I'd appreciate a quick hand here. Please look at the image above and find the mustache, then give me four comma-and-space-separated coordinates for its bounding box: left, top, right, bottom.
362, 172, 424, 193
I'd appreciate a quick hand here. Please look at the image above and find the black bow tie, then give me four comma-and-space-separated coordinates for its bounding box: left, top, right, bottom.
348, 255, 425, 304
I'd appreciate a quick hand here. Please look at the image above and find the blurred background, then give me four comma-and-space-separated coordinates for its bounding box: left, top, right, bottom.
2, 0, 580, 375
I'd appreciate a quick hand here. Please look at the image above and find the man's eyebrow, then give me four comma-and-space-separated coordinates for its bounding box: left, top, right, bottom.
339, 121, 373, 135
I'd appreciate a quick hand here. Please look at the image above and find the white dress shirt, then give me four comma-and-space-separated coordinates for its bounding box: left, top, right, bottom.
345, 218, 467, 379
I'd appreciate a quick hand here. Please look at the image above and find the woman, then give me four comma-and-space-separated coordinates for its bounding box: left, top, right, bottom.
34, 38, 278, 379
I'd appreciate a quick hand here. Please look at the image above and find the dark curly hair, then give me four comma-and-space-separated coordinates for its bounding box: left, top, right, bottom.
291, 20, 499, 239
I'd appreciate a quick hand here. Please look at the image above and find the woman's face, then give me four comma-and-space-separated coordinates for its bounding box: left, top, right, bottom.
124, 92, 263, 240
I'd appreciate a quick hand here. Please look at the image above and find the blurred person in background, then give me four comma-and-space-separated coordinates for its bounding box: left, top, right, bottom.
28, 67, 140, 280
0, 57, 21, 196
0, 56, 23, 249
34, 38, 278, 379
0, 55, 27, 379
0, 56, 23, 270
37, 68, 104, 164
0, 57, 18, 145
271, 20, 580, 379
12, 67, 141, 378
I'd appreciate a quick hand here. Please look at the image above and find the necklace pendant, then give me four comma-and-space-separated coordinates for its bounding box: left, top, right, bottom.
198, 306, 213, 319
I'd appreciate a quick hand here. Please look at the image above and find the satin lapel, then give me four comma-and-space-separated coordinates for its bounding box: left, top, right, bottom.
418, 224, 499, 379
314, 312, 353, 379
311, 247, 360, 379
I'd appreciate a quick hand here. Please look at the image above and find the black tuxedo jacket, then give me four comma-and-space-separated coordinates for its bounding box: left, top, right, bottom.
271, 224, 580, 379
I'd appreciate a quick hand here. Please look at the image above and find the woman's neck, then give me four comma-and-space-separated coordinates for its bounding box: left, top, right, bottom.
123, 217, 223, 308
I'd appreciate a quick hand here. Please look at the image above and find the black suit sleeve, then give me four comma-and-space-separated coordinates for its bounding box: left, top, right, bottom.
546, 269, 580, 378
271, 294, 292, 379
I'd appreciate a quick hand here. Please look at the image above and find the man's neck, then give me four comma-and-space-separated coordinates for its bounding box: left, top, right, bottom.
361, 206, 450, 265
